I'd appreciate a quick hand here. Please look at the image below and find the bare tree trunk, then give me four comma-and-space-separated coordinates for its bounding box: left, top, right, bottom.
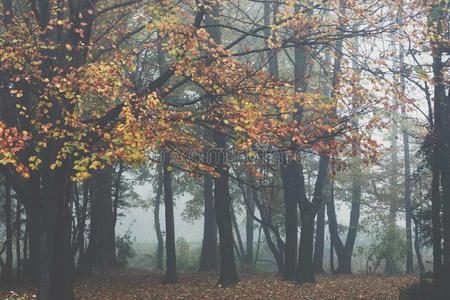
246, 184, 254, 268
154, 163, 164, 271
313, 202, 325, 273
213, 131, 240, 287
297, 203, 316, 283
297, 156, 328, 283
35, 157, 75, 300
84, 167, 115, 273
394, 40, 414, 274
413, 217, 425, 274
251, 187, 284, 273
75, 181, 89, 271
431, 37, 444, 284
403, 112, 414, 274
23, 215, 28, 275
3, 182, 13, 284
16, 201, 21, 283
199, 168, 218, 271
163, 150, 177, 283
281, 162, 299, 280
385, 98, 400, 274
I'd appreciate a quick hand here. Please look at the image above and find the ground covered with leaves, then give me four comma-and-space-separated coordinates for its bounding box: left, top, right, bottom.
1, 270, 417, 299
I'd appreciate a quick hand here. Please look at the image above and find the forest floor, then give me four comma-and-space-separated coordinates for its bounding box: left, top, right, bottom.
1, 269, 417, 299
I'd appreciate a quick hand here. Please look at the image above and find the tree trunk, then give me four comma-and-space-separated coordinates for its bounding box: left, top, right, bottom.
3, 182, 13, 284
163, 150, 177, 283
428, 6, 450, 295
330, 237, 335, 274
16, 201, 21, 283
261, 224, 284, 273
246, 185, 254, 268
280, 162, 299, 280
36, 162, 74, 300
438, 71, 450, 290
397, 40, 414, 275
264, 0, 279, 79
337, 155, 362, 274
252, 189, 284, 274
199, 172, 218, 272
297, 156, 328, 283
23, 215, 28, 274
313, 201, 325, 273
283, 2, 308, 281
431, 48, 443, 285
213, 132, 239, 287
263, 0, 284, 276
297, 204, 315, 283
111, 164, 123, 267
204, 3, 239, 287
413, 217, 425, 274
76, 181, 89, 270
154, 163, 164, 271
26, 199, 41, 284
329, 178, 336, 275
84, 167, 115, 273
327, 176, 353, 274
403, 119, 414, 274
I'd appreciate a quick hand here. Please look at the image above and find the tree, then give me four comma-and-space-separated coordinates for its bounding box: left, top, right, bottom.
153, 163, 164, 271
162, 149, 177, 283
0, 0, 418, 297
199, 171, 218, 271
83, 167, 116, 273
428, 2, 450, 292
2, 181, 13, 284
0, 0, 162, 297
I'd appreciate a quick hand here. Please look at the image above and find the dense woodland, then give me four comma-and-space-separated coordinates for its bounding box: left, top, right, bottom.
0, 0, 450, 299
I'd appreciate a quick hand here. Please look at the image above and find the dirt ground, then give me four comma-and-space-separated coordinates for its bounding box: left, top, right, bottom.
1, 270, 418, 299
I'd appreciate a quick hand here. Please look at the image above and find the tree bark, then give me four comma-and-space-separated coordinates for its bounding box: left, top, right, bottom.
281, 162, 299, 280
413, 217, 425, 275
83, 167, 115, 273
297, 204, 315, 283
154, 163, 164, 271
16, 201, 21, 283
75, 181, 89, 271
326, 171, 357, 274
212, 132, 239, 287
297, 156, 328, 283
199, 170, 218, 272
251, 187, 284, 273
204, 3, 239, 287
35, 158, 75, 300
313, 201, 325, 273
246, 184, 254, 268
403, 114, 414, 274
3, 181, 13, 284
397, 39, 414, 275
431, 25, 444, 283
263, 0, 285, 276
163, 150, 177, 283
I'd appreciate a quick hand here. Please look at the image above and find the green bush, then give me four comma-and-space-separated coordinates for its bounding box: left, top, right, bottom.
364, 226, 406, 274
176, 237, 200, 271
116, 230, 136, 267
